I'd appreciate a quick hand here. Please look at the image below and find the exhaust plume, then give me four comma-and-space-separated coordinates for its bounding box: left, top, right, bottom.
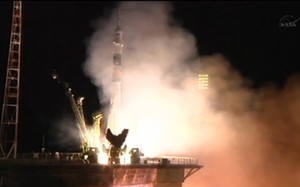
83, 2, 300, 186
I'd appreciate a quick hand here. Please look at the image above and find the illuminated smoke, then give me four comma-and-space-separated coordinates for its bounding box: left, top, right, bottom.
48, 115, 81, 151
83, 1, 300, 187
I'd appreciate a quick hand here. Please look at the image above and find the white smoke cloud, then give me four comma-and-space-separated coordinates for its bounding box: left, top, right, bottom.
83, 1, 300, 187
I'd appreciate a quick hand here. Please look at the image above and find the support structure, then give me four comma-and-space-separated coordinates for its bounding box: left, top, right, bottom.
0, 1, 22, 159
0, 154, 202, 187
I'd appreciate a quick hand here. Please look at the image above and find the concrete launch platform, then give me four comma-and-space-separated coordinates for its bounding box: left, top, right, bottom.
0, 152, 202, 187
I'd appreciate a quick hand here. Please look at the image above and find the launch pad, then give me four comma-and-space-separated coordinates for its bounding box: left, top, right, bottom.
0, 152, 202, 187
0, 3, 203, 187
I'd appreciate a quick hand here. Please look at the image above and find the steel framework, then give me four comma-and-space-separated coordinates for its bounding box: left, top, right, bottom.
0, 1, 22, 159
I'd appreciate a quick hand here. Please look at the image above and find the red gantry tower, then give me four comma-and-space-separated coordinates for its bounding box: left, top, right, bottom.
0, 1, 22, 159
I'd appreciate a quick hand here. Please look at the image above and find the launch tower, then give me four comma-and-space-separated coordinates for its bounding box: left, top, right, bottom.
0, 1, 22, 159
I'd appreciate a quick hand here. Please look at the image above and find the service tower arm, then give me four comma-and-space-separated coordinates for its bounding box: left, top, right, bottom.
51, 71, 88, 149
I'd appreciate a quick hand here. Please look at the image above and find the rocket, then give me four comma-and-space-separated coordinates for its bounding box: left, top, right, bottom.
106, 9, 124, 138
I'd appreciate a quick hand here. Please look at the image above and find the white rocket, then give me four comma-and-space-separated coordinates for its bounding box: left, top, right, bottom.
107, 9, 124, 136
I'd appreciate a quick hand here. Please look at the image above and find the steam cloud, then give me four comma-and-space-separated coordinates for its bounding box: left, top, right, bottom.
83, 2, 300, 187
48, 115, 82, 151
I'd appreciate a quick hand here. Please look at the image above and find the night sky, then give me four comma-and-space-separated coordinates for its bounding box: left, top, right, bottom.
0, 1, 299, 152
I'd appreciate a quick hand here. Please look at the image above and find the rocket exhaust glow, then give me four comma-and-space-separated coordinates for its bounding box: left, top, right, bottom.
83, 2, 300, 186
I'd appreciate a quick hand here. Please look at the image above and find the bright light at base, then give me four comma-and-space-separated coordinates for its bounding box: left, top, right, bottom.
198, 74, 209, 90
97, 151, 109, 164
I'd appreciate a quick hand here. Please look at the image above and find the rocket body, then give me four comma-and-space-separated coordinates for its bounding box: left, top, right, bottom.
107, 14, 124, 136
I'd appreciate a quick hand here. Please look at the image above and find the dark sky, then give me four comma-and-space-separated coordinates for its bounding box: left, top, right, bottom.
0, 1, 299, 152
